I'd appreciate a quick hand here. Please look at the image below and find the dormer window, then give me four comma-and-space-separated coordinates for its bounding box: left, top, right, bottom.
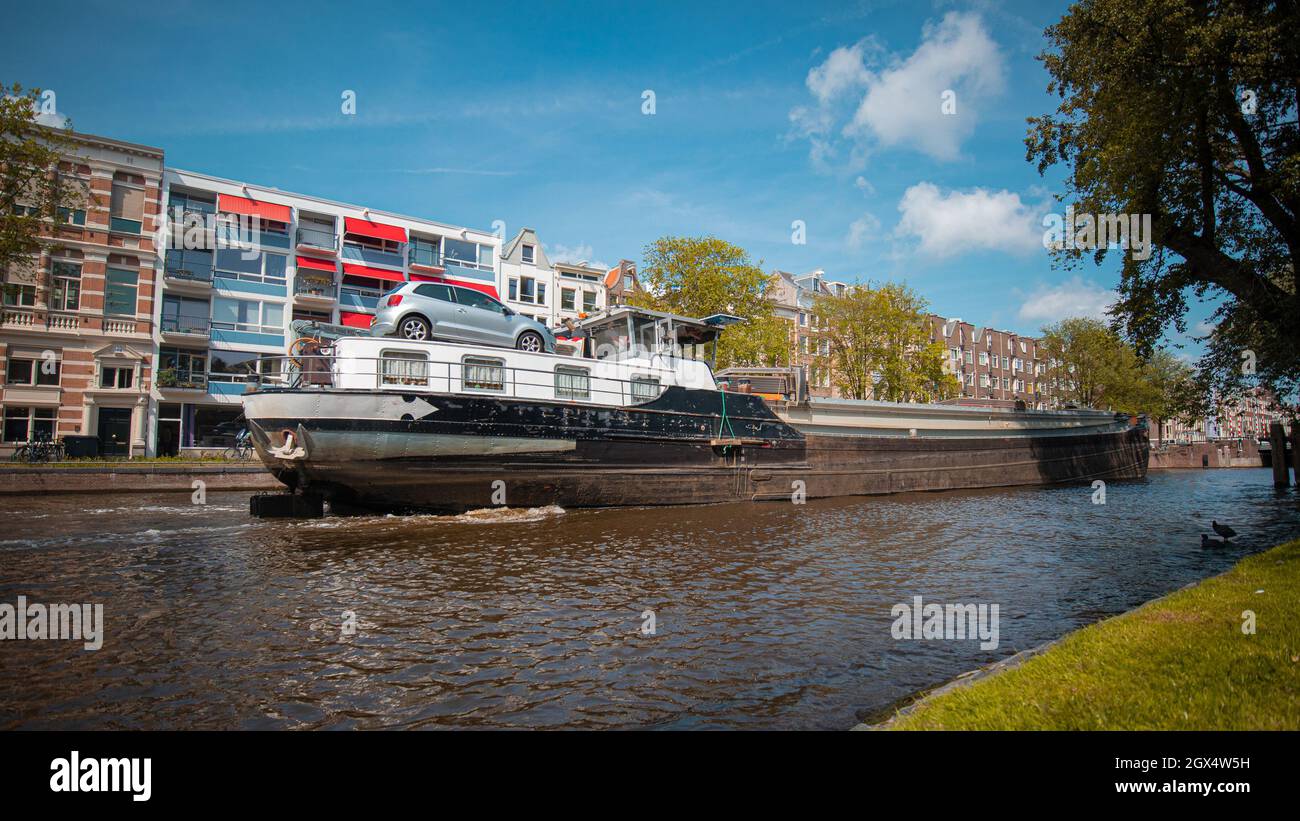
522, 244, 535, 264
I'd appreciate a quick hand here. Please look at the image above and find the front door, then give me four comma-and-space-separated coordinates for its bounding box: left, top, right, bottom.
98, 407, 132, 457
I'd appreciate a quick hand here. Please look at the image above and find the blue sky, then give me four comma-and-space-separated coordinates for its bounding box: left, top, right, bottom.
3, 0, 1213, 346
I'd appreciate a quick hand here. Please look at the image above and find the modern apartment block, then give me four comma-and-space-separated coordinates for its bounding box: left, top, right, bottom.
154, 168, 501, 454
1, 130, 164, 457
500, 227, 635, 326
928, 316, 1053, 409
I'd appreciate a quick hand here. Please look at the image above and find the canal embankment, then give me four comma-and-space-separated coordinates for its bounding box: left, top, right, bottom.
0, 462, 279, 495
1149, 439, 1262, 469
863, 537, 1300, 730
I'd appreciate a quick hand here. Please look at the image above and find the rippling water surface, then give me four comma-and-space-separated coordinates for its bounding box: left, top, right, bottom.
1, 468, 1297, 729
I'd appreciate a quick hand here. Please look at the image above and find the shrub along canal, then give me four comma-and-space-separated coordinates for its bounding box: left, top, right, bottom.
1, 468, 1297, 729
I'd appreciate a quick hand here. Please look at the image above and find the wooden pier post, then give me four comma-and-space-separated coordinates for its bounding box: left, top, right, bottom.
1270, 422, 1290, 487
1291, 420, 1300, 485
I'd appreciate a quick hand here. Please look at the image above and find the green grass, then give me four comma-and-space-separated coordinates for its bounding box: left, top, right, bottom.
887, 539, 1300, 730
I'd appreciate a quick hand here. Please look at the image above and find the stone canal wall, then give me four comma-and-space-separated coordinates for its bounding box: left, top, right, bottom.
1148, 439, 1261, 470
0, 463, 280, 495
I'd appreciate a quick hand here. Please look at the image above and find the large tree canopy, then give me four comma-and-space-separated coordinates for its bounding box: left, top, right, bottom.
1027, 0, 1300, 403
630, 235, 788, 369
1, 83, 82, 282
814, 282, 958, 403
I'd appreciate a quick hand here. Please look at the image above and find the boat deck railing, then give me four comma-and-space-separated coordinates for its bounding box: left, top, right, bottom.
247, 353, 672, 407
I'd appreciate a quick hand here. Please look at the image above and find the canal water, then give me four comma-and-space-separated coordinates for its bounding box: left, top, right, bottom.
1, 468, 1297, 730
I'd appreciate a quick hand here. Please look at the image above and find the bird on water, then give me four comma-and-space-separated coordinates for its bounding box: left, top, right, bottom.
1212, 520, 1237, 539
1202, 534, 1227, 548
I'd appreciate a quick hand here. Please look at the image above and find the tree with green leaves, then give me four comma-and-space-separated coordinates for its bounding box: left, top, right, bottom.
1027, 0, 1300, 400
629, 235, 789, 369
814, 282, 959, 402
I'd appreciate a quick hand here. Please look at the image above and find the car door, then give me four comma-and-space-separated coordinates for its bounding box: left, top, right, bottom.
412, 283, 462, 338
452, 287, 515, 346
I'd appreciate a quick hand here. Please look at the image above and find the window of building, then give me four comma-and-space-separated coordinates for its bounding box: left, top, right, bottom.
212, 297, 283, 335
381, 350, 430, 387
215, 249, 286, 285
978, 351, 988, 366
158, 348, 207, 389
581, 291, 597, 312
522, 244, 535, 264
109, 174, 145, 234
560, 288, 576, 312
964, 350, 973, 364
3, 283, 36, 307
166, 247, 215, 282
49, 260, 81, 310
3, 406, 55, 442
292, 307, 332, 323
105, 268, 139, 316
555, 365, 590, 400
462, 356, 505, 392
6, 355, 59, 387
631, 376, 661, 402
162, 296, 210, 335
408, 235, 440, 267
100, 365, 135, 389
444, 238, 494, 271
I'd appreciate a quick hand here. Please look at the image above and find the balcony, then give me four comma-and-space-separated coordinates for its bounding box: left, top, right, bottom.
296, 226, 338, 255
408, 245, 443, 272
294, 275, 337, 301
164, 265, 214, 285
160, 317, 211, 339
342, 242, 404, 269
216, 222, 292, 250
157, 370, 208, 391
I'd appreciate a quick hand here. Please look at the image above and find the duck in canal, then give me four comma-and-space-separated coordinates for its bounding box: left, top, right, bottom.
1212, 520, 1237, 540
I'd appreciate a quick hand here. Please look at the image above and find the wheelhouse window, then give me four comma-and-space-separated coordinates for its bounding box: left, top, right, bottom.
631, 376, 661, 402
381, 350, 430, 387
462, 356, 505, 392
555, 365, 590, 400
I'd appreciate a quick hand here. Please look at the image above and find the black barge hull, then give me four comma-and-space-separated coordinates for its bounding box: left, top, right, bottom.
243, 387, 1149, 514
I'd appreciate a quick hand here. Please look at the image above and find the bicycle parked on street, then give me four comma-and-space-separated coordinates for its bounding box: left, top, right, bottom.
9, 431, 66, 463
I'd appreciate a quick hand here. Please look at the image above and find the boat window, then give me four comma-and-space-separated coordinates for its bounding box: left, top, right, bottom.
414, 283, 453, 302
589, 320, 631, 360
462, 355, 506, 392
380, 350, 430, 387
631, 376, 661, 402
555, 365, 590, 400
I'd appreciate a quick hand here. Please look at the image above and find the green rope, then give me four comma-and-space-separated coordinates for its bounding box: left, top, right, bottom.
717, 388, 737, 441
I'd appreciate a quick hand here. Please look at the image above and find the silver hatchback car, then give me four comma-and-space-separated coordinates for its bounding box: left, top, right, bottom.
369, 281, 556, 352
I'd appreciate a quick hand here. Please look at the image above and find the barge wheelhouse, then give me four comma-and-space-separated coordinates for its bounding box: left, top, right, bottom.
241, 307, 1148, 515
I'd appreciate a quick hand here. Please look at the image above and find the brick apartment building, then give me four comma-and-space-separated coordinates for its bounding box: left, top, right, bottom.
928, 315, 1054, 409
1, 130, 163, 457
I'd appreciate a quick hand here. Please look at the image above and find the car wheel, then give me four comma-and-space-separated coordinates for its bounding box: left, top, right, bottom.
516, 331, 544, 352
398, 316, 431, 341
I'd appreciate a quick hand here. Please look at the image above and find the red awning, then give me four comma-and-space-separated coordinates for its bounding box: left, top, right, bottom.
342, 262, 405, 283
218, 193, 291, 224
339, 311, 373, 328
447, 278, 499, 300
407, 272, 442, 282
295, 256, 336, 273
344, 216, 406, 243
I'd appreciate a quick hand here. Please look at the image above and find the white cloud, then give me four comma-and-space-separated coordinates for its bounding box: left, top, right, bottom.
790, 12, 1004, 165
896, 182, 1041, 257
546, 242, 608, 271
1017, 277, 1118, 324
847, 213, 881, 250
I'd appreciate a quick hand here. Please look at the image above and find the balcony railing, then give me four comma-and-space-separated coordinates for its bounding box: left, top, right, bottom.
294, 276, 337, 299
339, 286, 383, 311
342, 242, 404, 269
161, 317, 211, 335
165, 266, 214, 283
408, 246, 442, 268
157, 371, 208, 390
296, 226, 338, 251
